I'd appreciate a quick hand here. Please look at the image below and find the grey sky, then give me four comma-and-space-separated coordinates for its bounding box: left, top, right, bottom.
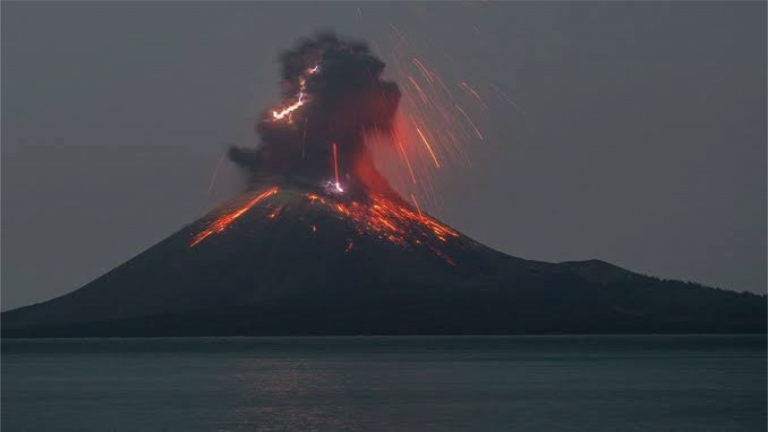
2, 1, 765, 310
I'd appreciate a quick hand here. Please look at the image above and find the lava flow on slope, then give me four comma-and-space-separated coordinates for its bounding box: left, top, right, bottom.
189, 184, 461, 266
190, 187, 280, 247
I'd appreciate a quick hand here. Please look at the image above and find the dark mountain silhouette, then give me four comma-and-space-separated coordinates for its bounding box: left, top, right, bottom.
3, 179, 765, 337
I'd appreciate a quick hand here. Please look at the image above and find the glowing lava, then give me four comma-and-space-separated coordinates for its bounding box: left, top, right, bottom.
190, 186, 279, 247
306, 192, 459, 256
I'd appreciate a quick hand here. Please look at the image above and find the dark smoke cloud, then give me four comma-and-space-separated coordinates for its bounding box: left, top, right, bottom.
230, 33, 401, 196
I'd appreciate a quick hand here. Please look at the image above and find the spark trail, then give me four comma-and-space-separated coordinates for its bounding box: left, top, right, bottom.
190, 186, 279, 247
306, 192, 459, 259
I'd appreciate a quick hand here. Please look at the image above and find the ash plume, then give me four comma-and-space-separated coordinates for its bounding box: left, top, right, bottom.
229, 33, 401, 196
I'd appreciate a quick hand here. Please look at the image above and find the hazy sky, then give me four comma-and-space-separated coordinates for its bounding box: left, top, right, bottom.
2, 1, 765, 310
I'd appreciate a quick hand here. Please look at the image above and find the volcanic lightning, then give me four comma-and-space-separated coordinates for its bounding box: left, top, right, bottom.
271, 94, 305, 122
270, 64, 320, 123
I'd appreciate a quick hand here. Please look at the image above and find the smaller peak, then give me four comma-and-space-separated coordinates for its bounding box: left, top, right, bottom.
557, 259, 633, 286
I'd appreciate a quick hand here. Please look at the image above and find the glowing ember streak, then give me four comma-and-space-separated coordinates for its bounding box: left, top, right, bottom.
408, 75, 429, 104
430, 245, 456, 266
267, 205, 283, 220
306, 193, 459, 252
396, 140, 417, 184
410, 193, 423, 217
345, 240, 354, 253
455, 104, 484, 140
458, 81, 487, 109
190, 187, 279, 247
307, 193, 326, 204
332, 142, 340, 188
412, 58, 434, 83
366, 24, 496, 219
207, 151, 226, 195
415, 128, 441, 168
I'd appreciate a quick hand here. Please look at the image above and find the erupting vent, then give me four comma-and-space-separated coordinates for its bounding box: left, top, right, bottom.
201, 33, 474, 263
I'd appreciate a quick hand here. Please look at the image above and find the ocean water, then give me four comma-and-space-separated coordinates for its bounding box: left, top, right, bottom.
2, 335, 765, 431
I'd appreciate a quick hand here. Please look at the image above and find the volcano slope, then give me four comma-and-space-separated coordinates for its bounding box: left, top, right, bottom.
2, 180, 765, 337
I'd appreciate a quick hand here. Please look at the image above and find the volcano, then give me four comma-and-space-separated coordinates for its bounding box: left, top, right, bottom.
3, 178, 765, 337
3, 33, 764, 336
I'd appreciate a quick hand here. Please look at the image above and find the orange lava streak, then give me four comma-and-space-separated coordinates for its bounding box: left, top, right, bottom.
396, 140, 417, 184
307, 193, 458, 248
190, 187, 279, 247
267, 205, 284, 220
371, 25, 492, 220
415, 127, 441, 168
458, 81, 487, 109
412, 58, 434, 83
332, 142, 340, 185
410, 193, 423, 217
408, 75, 429, 104
455, 104, 484, 140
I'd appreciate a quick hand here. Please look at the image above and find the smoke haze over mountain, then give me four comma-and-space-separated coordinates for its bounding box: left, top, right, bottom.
229, 33, 400, 197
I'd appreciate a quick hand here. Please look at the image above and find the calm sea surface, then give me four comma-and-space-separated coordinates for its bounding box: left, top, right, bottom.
2, 335, 765, 431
